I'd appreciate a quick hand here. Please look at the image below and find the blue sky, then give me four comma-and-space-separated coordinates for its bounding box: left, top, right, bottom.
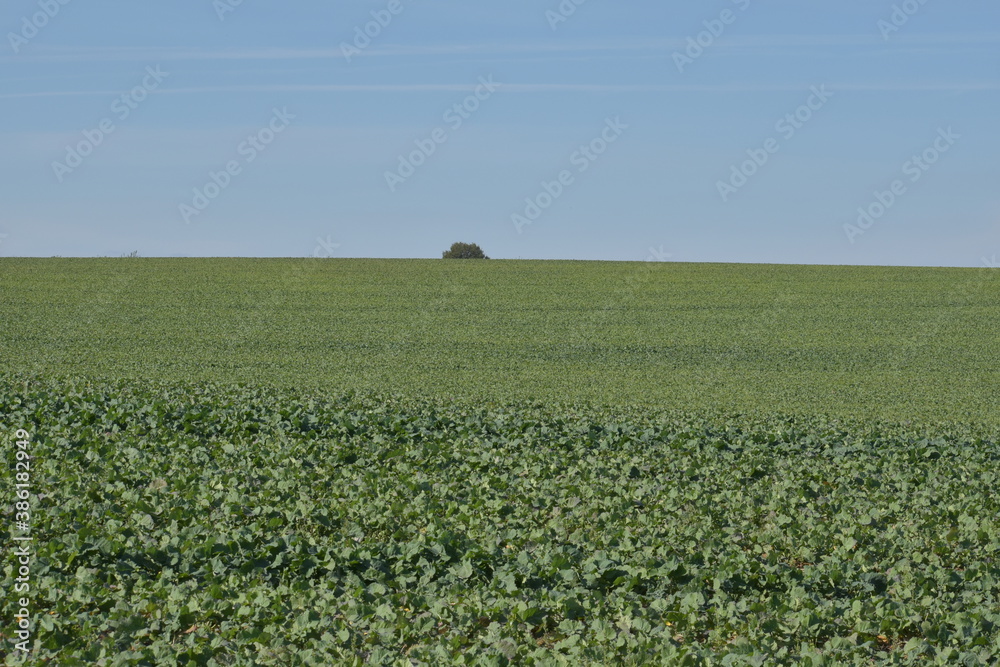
1, 0, 998, 266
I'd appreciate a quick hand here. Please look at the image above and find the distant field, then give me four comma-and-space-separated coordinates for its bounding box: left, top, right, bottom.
0, 258, 997, 423
2, 258, 1000, 664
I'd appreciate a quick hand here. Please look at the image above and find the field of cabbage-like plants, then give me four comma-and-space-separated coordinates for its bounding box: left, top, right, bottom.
1, 259, 998, 665
3, 378, 999, 665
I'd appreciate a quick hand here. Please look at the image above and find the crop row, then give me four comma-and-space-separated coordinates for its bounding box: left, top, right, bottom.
2, 375, 998, 664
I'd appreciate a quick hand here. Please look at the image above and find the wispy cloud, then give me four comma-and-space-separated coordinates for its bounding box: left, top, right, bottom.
3, 81, 998, 100
4, 33, 1000, 64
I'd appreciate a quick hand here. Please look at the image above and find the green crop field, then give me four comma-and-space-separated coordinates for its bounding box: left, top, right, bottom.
0, 258, 998, 421
1, 258, 999, 665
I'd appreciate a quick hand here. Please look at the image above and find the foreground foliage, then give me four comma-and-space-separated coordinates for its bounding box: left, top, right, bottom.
2, 375, 998, 665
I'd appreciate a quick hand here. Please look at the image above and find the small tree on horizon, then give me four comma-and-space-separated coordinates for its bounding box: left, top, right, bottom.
442, 242, 489, 259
